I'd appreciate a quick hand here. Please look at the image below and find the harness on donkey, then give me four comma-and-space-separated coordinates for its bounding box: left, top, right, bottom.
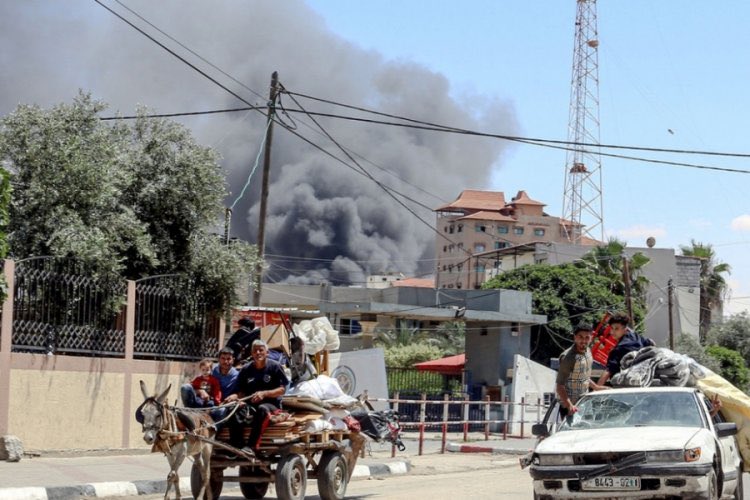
136, 381, 217, 500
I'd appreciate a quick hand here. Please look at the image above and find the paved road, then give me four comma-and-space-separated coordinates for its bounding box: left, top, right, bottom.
95, 452, 532, 500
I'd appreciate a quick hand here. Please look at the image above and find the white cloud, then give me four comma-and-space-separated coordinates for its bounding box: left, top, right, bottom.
610, 225, 667, 245
730, 214, 750, 232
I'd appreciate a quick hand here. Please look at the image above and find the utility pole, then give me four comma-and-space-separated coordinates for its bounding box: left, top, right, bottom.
668, 278, 675, 349
251, 71, 279, 307
223, 207, 232, 245
622, 255, 633, 325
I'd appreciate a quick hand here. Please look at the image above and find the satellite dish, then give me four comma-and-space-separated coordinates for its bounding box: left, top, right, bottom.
646, 237, 656, 248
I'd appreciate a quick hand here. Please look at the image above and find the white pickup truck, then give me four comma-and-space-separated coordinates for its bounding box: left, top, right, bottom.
527, 387, 743, 500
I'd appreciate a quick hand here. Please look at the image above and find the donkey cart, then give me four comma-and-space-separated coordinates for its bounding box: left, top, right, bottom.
190, 420, 365, 500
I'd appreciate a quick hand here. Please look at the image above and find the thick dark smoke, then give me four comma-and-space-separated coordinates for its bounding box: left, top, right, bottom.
0, 1, 518, 285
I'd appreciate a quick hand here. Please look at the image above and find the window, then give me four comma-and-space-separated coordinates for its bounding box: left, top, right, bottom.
443, 245, 447, 252
498, 226, 509, 234
475, 265, 486, 273
449, 225, 455, 234
457, 224, 463, 233
475, 224, 487, 233
514, 227, 524, 235
457, 263, 463, 272
494, 241, 508, 249
474, 243, 486, 252
448, 265, 454, 273
456, 282, 462, 289
534, 228, 545, 237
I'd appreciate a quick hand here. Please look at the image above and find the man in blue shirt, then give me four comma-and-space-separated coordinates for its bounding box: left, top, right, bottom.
597, 313, 654, 386
181, 347, 239, 425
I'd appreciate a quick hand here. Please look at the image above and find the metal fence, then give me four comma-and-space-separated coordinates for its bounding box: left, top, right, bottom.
12, 257, 126, 356
386, 367, 461, 396
9, 258, 219, 360
134, 274, 219, 361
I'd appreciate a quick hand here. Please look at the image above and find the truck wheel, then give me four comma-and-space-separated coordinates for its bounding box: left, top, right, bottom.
275, 454, 307, 500
703, 468, 718, 500
190, 462, 223, 500
317, 451, 349, 500
239, 465, 270, 499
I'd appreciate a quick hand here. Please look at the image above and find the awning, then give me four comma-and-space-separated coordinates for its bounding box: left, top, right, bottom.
414, 353, 465, 375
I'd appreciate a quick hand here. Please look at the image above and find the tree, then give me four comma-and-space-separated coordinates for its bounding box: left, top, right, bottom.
482, 263, 641, 365
706, 312, 750, 363
680, 240, 731, 340
0, 93, 260, 310
579, 237, 650, 314
705, 345, 749, 391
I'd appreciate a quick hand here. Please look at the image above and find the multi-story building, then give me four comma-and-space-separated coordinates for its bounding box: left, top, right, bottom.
435, 189, 579, 289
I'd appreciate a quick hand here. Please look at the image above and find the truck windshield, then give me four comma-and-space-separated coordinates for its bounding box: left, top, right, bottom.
559, 391, 704, 431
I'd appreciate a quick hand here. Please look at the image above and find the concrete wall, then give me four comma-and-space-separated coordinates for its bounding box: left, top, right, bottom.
509, 355, 557, 434
464, 323, 531, 391
4, 353, 191, 451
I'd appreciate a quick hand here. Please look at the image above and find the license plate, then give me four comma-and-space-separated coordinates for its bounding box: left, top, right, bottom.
581, 476, 641, 491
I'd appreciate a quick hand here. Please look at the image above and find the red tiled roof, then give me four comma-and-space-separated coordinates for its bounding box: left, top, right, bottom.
458, 211, 516, 222
435, 190, 506, 212
508, 190, 545, 206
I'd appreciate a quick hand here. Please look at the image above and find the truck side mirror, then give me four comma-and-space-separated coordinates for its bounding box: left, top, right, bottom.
716, 422, 737, 438
532, 423, 549, 437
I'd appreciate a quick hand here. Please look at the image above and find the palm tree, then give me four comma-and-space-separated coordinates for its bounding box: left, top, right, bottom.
680, 240, 731, 341
578, 238, 650, 314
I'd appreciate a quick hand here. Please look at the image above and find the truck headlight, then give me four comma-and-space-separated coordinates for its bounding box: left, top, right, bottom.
646, 450, 684, 463
538, 454, 574, 466
684, 447, 701, 462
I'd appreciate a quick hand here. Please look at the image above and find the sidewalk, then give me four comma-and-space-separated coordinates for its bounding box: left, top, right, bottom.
0, 433, 535, 500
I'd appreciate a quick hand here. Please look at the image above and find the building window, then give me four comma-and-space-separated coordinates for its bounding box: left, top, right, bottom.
514, 227, 524, 235
494, 241, 508, 250
498, 226, 509, 234
448, 265, 454, 273
443, 245, 447, 252
457, 224, 463, 233
442, 265, 447, 271
457, 263, 463, 272
474, 243, 485, 252
456, 282, 462, 289
458, 243, 464, 250
475, 224, 487, 233
475, 265, 486, 273
534, 228, 545, 237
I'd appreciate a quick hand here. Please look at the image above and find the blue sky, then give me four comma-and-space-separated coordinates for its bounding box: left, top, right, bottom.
307, 0, 750, 314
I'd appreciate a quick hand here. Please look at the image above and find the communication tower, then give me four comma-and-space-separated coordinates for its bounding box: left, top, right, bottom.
561, 0, 604, 243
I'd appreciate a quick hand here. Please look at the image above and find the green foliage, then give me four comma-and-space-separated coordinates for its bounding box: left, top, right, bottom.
706, 345, 749, 391
0, 92, 262, 311
680, 240, 731, 340
675, 334, 721, 373
706, 312, 750, 363
579, 237, 650, 313
382, 342, 444, 368
483, 263, 641, 364
375, 325, 418, 348
428, 320, 465, 355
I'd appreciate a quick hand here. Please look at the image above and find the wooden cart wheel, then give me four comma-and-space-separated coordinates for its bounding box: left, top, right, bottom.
239, 465, 270, 499
190, 462, 223, 500
275, 454, 307, 500
317, 451, 349, 500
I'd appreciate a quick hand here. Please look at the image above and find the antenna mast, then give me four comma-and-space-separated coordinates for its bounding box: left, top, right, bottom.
562, 0, 604, 243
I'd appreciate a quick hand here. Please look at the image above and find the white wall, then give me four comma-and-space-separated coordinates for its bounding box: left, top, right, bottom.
509, 355, 557, 435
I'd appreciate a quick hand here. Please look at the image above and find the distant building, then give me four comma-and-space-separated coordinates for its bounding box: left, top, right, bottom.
434, 189, 590, 289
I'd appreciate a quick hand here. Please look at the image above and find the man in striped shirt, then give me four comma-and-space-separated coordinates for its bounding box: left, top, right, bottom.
556, 323, 604, 417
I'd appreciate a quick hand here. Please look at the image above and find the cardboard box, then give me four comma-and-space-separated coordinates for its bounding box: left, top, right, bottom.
261, 323, 290, 356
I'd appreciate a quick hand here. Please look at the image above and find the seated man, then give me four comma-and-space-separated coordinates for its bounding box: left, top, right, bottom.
226, 339, 289, 454
181, 347, 239, 425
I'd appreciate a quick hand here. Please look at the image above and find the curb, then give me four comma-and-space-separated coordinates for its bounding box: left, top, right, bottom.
0, 460, 411, 500
446, 442, 531, 456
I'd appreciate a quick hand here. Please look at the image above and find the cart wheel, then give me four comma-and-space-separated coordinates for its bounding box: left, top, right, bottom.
317, 451, 349, 500
275, 454, 307, 500
239, 465, 270, 499
190, 462, 223, 500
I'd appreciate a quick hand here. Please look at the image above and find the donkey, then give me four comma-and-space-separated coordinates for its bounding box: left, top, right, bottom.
136, 380, 216, 500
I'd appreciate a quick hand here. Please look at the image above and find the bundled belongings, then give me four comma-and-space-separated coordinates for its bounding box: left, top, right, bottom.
610, 346, 706, 388
349, 408, 405, 451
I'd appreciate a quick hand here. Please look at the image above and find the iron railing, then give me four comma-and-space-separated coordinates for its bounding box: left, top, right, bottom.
134, 274, 219, 361
12, 257, 126, 356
